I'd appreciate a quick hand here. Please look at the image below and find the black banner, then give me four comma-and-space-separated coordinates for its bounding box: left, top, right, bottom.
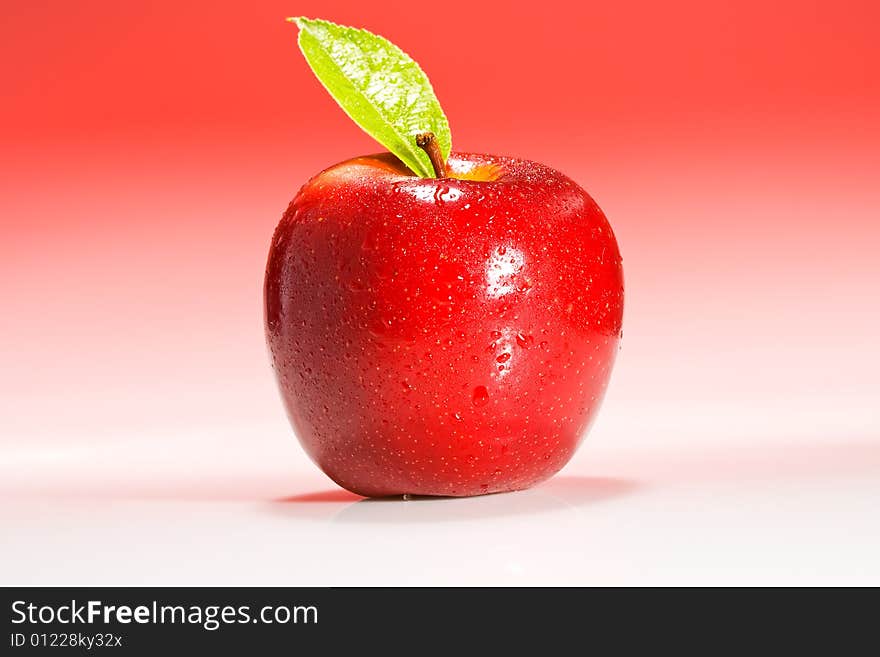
1, 587, 872, 653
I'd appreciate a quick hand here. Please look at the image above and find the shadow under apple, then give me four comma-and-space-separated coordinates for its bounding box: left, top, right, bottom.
269, 475, 640, 524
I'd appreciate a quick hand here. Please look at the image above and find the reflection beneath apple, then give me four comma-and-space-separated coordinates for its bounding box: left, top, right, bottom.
270, 476, 639, 524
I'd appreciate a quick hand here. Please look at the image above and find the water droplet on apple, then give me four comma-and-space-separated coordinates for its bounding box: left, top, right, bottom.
472, 385, 489, 406
434, 185, 461, 205
516, 277, 534, 293
516, 333, 534, 348
361, 232, 378, 251
496, 353, 511, 363
368, 317, 391, 337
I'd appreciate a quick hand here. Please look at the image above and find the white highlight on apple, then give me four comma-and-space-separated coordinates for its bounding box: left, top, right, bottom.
485, 246, 525, 299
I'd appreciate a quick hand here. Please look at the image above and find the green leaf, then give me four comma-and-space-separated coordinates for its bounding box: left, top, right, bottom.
290, 17, 451, 178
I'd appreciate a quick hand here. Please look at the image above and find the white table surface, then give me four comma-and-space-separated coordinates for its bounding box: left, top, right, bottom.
3, 382, 878, 586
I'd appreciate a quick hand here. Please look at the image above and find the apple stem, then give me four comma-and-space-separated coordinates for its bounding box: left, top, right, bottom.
416, 132, 447, 178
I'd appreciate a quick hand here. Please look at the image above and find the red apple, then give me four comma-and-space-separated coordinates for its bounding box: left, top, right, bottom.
265, 152, 623, 497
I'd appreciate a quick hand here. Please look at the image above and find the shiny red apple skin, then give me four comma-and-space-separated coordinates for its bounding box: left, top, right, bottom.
265, 152, 623, 497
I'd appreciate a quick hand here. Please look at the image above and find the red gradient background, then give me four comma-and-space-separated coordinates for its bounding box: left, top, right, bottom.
2, 0, 879, 502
